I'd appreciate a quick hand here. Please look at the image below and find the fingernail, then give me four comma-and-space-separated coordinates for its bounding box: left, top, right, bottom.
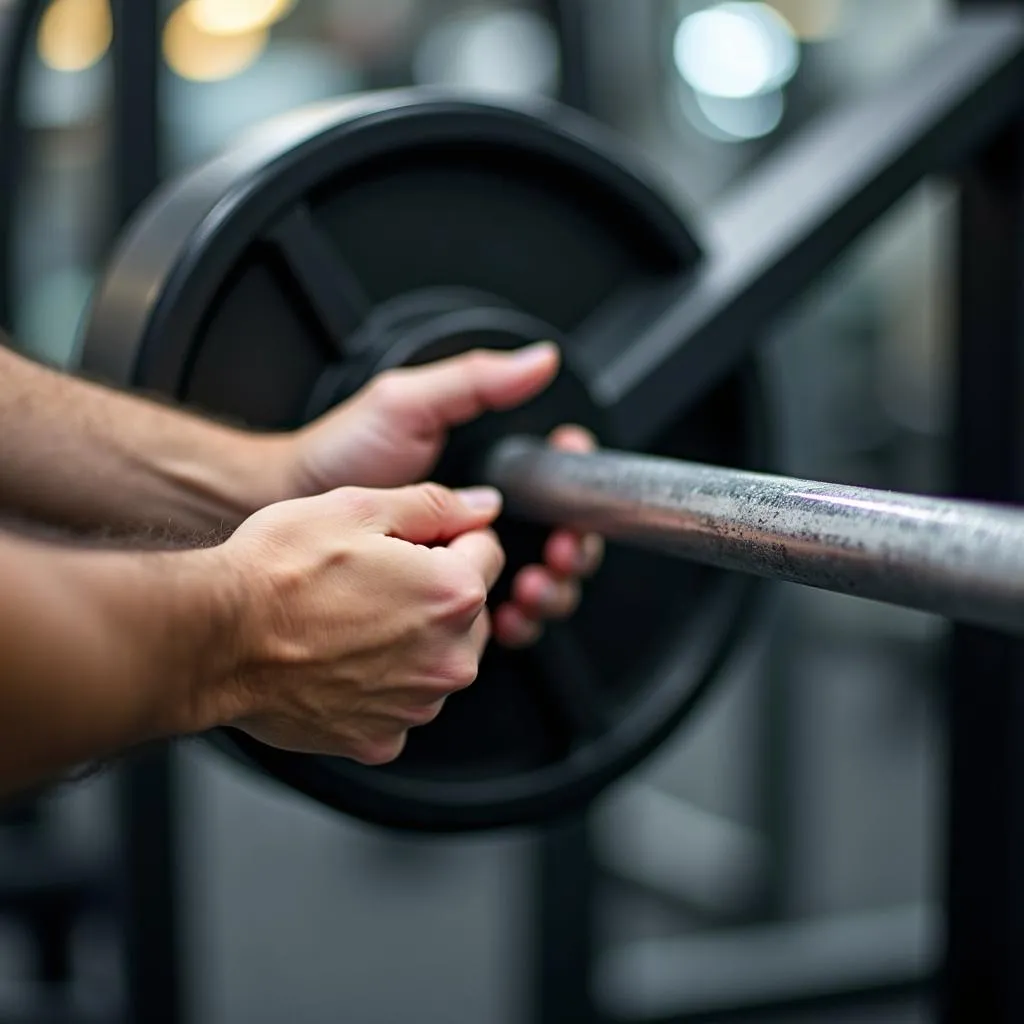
502, 620, 543, 649
512, 340, 559, 367
457, 487, 503, 513
576, 536, 602, 575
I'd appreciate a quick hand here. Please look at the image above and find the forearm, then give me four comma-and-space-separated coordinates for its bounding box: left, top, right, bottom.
0, 340, 292, 533
0, 531, 233, 796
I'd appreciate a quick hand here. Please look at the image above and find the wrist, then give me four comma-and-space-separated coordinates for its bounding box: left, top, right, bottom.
67, 545, 247, 740
157, 428, 298, 530
274, 422, 332, 502
0, 536, 247, 787
224, 430, 298, 515
142, 546, 249, 737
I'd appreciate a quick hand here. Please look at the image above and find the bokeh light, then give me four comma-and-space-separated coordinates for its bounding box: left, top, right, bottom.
413, 8, 560, 97
163, 1, 268, 82
692, 88, 786, 140
771, 0, 845, 41
189, 0, 296, 36
673, 2, 799, 99
37, 0, 112, 73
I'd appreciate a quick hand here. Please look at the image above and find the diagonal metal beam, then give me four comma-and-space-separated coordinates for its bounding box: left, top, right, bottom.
578, 11, 1024, 450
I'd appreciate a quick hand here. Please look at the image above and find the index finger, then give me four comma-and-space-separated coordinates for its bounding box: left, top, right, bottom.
446, 528, 506, 592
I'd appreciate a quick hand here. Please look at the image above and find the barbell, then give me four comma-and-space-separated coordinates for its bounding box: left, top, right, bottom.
75, 87, 1024, 833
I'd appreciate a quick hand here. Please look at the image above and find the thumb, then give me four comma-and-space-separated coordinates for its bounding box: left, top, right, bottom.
370, 483, 504, 545
385, 342, 561, 430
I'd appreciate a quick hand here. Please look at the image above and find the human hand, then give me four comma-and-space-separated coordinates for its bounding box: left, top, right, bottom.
205, 482, 505, 765
284, 343, 604, 647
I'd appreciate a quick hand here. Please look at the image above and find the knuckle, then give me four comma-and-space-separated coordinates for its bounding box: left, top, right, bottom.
444, 574, 488, 619
335, 488, 378, 524
417, 481, 453, 519
482, 530, 507, 574
441, 652, 480, 691
429, 551, 488, 617
353, 734, 407, 767
461, 349, 491, 375
403, 699, 445, 728
367, 369, 406, 408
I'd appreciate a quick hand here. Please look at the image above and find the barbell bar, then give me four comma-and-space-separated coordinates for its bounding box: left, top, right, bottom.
486, 437, 1024, 637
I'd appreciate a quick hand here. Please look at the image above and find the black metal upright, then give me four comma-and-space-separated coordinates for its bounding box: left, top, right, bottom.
942, 12, 1024, 1021
532, 6, 599, 1022
531, 814, 599, 1024
116, 742, 184, 1024
0, 0, 44, 329
109, 3, 183, 1024
542, 0, 592, 113
111, 0, 160, 226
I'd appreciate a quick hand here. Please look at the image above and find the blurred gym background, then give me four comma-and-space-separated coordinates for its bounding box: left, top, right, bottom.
0, 1, 951, 1021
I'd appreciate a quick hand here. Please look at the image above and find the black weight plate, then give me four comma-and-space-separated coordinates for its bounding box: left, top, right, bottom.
78, 90, 769, 832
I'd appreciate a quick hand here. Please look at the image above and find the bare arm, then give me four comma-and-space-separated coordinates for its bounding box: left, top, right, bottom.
0, 531, 231, 795
0, 482, 505, 798
0, 335, 603, 651
0, 338, 288, 534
